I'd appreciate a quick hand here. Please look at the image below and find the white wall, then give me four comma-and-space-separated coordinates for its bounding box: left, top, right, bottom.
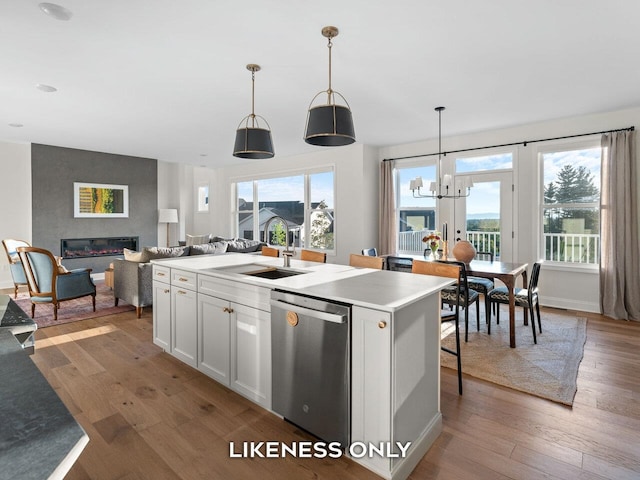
379, 107, 640, 313
0, 141, 31, 289
180, 144, 379, 266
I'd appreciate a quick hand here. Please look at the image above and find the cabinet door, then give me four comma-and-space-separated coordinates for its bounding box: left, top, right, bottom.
231, 303, 271, 408
171, 286, 198, 367
351, 306, 392, 473
152, 281, 171, 351
198, 294, 230, 386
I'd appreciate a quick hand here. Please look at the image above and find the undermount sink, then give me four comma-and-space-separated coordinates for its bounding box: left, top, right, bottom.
212, 263, 309, 280
243, 267, 307, 280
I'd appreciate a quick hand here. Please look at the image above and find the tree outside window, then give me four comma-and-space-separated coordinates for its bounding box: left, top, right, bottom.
542, 147, 601, 264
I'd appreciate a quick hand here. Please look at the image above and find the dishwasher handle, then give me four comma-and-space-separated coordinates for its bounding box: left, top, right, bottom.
270, 299, 346, 324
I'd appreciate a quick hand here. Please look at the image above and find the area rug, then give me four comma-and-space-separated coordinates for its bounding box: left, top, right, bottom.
12, 282, 135, 328
440, 307, 587, 406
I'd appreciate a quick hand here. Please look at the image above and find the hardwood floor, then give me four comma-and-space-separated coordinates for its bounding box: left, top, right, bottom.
28, 307, 640, 480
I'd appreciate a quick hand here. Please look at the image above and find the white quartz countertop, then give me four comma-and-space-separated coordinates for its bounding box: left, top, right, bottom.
152, 253, 452, 312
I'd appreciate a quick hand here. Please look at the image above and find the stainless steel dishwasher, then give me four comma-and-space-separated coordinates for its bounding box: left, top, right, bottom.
270, 289, 351, 447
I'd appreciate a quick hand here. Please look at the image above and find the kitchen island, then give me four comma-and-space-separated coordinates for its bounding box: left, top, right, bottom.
151, 253, 452, 480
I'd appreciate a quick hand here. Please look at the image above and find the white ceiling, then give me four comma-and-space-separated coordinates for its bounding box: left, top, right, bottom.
2, 1, 640, 167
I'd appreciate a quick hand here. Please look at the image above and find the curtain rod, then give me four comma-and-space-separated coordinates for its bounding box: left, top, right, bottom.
382, 125, 635, 162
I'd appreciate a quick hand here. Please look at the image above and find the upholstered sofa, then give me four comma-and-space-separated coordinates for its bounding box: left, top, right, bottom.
113, 238, 266, 317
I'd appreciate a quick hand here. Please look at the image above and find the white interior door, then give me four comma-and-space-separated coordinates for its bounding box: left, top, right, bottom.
453, 171, 514, 262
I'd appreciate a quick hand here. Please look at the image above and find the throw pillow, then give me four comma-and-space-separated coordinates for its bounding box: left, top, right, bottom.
186, 234, 211, 246
143, 246, 189, 260
189, 241, 228, 256
226, 239, 264, 253
123, 248, 148, 262
54, 256, 69, 274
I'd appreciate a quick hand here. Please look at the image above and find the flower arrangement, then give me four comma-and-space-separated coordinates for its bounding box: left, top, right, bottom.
422, 231, 441, 255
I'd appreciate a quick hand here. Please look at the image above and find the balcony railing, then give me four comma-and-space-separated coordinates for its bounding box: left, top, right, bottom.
398, 229, 600, 265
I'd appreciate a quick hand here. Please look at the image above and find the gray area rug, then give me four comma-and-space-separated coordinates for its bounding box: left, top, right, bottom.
440, 307, 587, 406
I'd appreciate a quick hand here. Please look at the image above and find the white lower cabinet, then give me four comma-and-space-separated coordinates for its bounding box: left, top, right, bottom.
197, 294, 231, 386
230, 303, 271, 408
197, 292, 271, 409
152, 280, 171, 351
171, 285, 198, 367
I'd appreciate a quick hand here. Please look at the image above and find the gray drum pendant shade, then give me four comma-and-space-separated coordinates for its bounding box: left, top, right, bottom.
304, 26, 355, 147
233, 64, 274, 159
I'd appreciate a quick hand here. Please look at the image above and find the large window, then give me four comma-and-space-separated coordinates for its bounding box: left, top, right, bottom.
234, 169, 335, 252
541, 144, 601, 265
396, 164, 436, 253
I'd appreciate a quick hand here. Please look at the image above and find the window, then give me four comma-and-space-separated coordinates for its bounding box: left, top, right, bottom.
234, 169, 335, 252
396, 164, 436, 253
541, 145, 601, 265
456, 152, 512, 173
197, 184, 209, 212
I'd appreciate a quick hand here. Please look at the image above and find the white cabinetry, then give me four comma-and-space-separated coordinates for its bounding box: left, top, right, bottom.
197, 294, 231, 385
152, 265, 171, 350
230, 303, 271, 407
169, 269, 198, 367
351, 294, 442, 480
196, 274, 272, 409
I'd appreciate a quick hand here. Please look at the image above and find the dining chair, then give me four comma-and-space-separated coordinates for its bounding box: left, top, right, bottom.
2, 238, 30, 298
488, 261, 543, 344
414, 259, 481, 342
349, 254, 384, 269
361, 248, 378, 256
411, 259, 463, 395
386, 256, 413, 272
300, 249, 327, 263
261, 246, 280, 257
466, 251, 495, 322
16, 246, 96, 321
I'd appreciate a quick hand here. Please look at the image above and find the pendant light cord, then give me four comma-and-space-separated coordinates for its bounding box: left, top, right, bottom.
250, 69, 256, 127
327, 34, 333, 103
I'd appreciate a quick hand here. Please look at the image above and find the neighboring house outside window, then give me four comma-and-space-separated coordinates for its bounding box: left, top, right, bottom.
233, 169, 335, 253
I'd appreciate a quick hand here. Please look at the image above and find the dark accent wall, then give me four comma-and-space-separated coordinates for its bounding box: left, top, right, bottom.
31, 144, 158, 274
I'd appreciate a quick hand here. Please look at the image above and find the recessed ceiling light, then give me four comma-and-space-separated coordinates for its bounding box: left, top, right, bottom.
38, 3, 73, 21
36, 83, 57, 92
9, 123, 24, 128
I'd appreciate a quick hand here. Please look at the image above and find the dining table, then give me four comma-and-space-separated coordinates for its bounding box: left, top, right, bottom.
387, 254, 528, 348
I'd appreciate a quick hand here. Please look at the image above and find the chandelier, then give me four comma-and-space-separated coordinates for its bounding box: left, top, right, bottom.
410, 106, 473, 199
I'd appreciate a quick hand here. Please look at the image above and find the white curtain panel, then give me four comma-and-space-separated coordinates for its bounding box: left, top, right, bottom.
379, 160, 396, 255
600, 130, 640, 321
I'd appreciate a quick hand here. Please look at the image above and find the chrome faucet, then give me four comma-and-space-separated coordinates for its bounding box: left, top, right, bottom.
263, 215, 295, 266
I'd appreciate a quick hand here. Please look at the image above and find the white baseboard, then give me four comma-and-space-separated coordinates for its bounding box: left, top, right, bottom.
542, 296, 600, 314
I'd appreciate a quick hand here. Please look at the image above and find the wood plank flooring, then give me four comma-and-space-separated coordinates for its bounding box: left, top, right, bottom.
27, 307, 640, 480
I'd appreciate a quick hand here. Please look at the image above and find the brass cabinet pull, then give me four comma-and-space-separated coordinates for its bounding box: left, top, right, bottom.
157, 272, 166, 277
177, 290, 187, 295
378, 320, 387, 329
164, 289, 169, 294
223, 306, 235, 314
178, 277, 188, 282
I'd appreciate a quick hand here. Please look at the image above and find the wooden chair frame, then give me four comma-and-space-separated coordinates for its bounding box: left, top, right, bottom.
412, 259, 463, 395
349, 254, 384, 269
300, 249, 327, 263
261, 246, 280, 257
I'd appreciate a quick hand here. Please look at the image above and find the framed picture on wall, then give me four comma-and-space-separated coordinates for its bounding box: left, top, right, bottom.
73, 182, 129, 218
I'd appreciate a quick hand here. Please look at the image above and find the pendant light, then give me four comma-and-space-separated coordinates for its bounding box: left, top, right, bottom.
233, 64, 275, 159
410, 106, 473, 199
304, 26, 355, 146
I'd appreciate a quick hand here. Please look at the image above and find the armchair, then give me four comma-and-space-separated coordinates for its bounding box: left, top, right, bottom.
16, 247, 96, 321
2, 239, 30, 298
113, 258, 153, 318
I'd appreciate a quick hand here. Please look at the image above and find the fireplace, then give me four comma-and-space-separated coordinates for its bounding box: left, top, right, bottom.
60, 236, 139, 259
